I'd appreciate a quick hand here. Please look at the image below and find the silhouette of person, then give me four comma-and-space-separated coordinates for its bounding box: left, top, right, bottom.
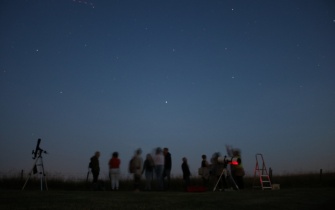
89, 151, 100, 190
109, 151, 121, 190
163, 147, 172, 189
142, 153, 155, 191
90, 151, 100, 182
153, 147, 164, 190
132, 148, 143, 192
181, 157, 191, 191
231, 149, 245, 189
200, 154, 210, 187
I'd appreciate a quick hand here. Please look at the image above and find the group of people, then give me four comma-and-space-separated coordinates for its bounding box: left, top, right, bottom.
88, 146, 245, 191
88, 147, 173, 191
131, 147, 172, 191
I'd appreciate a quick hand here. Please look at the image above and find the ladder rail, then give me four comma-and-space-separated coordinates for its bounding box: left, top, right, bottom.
253, 153, 272, 190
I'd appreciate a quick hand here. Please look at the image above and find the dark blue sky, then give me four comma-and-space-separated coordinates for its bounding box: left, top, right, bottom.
1, 0, 335, 179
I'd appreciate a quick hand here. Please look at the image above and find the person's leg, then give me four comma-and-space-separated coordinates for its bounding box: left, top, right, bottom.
134, 174, 141, 191
115, 171, 120, 190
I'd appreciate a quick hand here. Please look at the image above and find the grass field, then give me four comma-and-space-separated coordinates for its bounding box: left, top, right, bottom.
1, 172, 334, 209
1, 188, 334, 210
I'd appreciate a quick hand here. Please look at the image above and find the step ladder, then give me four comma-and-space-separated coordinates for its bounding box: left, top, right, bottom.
253, 154, 272, 190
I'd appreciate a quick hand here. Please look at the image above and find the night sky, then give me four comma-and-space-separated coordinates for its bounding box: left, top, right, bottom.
1, 0, 335, 179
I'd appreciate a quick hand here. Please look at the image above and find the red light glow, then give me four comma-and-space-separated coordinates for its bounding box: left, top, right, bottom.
231, 161, 238, 165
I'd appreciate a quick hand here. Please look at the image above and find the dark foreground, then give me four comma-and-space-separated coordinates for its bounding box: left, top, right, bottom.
1, 188, 334, 210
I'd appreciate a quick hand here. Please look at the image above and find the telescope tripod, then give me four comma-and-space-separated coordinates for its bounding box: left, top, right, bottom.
213, 166, 239, 191
22, 153, 48, 191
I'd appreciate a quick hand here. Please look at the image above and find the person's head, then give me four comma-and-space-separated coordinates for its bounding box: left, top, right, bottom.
112, 152, 118, 158
95, 151, 100, 158
211, 152, 220, 164
146, 153, 152, 160
135, 148, 142, 155
163, 147, 169, 155
182, 157, 187, 163
155, 147, 162, 154
202, 154, 207, 160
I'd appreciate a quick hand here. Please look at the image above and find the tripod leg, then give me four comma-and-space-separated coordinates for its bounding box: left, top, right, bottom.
227, 169, 239, 190
213, 169, 225, 191
22, 158, 39, 190
39, 157, 48, 191
86, 169, 90, 182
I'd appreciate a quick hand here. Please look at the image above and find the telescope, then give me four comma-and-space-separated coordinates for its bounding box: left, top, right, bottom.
211, 145, 243, 191
22, 138, 48, 191
217, 156, 241, 166
32, 138, 47, 159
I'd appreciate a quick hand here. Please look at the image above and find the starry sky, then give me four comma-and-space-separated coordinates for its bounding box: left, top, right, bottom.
1, 0, 335, 180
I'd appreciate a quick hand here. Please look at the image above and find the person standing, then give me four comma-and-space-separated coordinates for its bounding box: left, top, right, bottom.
163, 147, 172, 189
132, 148, 143, 192
89, 151, 100, 190
210, 152, 225, 190
230, 149, 245, 189
142, 153, 155, 191
181, 157, 191, 191
153, 147, 164, 190
200, 154, 210, 188
108, 151, 121, 190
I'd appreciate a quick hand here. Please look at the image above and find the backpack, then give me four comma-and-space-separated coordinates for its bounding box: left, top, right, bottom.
128, 157, 136, 173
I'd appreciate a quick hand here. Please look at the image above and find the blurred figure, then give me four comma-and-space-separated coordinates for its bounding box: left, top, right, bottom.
163, 147, 172, 189
181, 157, 191, 191
200, 154, 210, 187
132, 148, 143, 192
90, 151, 100, 183
87, 151, 100, 190
142, 153, 155, 191
153, 147, 164, 190
230, 149, 245, 189
210, 152, 226, 190
108, 151, 121, 190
